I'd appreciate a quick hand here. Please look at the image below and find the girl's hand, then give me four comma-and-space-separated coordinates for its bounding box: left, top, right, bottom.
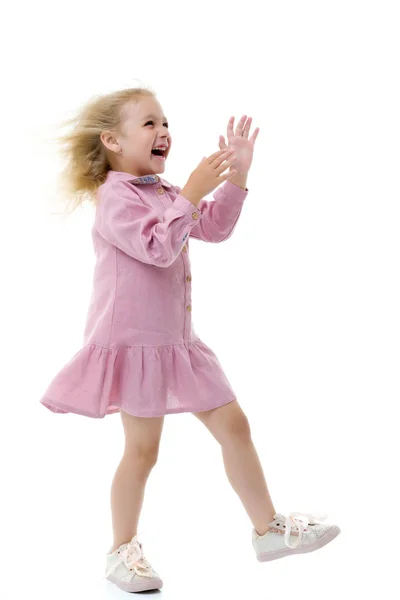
218, 115, 259, 174
181, 149, 238, 206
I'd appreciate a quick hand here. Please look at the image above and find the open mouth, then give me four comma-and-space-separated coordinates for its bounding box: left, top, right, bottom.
151, 148, 166, 161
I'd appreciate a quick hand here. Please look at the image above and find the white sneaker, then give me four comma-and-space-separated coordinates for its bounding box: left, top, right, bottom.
252, 512, 341, 562
105, 534, 163, 592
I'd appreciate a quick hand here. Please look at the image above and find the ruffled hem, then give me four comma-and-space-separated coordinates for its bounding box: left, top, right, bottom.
39, 339, 237, 418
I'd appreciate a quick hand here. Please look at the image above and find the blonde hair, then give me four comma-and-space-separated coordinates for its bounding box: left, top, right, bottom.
53, 86, 155, 216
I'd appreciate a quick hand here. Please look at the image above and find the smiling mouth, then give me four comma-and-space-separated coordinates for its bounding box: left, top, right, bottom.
151, 148, 166, 159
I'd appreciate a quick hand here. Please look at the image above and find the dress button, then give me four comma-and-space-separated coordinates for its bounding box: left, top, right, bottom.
182, 245, 187, 252
186, 275, 192, 282
157, 187, 165, 194
186, 305, 192, 311
191, 212, 199, 219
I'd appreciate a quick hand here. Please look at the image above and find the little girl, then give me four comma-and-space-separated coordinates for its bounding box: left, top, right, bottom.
40, 86, 341, 593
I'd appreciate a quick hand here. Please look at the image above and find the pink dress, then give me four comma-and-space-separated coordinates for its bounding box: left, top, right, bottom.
40, 170, 249, 418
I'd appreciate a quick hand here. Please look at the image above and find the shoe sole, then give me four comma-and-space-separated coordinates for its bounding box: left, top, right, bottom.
106, 573, 163, 592
256, 526, 341, 562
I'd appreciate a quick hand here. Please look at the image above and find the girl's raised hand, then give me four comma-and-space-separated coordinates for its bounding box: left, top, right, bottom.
219, 115, 259, 174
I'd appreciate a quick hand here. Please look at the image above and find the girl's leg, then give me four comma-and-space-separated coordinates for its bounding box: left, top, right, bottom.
193, 400, 276, 536
109, 410, 165, 553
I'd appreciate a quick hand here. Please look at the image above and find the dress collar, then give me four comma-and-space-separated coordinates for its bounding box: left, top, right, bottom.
105, 170, 173, 189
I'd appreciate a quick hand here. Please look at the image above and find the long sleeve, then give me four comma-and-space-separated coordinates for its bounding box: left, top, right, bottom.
96, 180, 203, 267
172, 180, 249, 243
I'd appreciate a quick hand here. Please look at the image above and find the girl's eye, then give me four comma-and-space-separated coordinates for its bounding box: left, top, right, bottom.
145, 121, 169, 128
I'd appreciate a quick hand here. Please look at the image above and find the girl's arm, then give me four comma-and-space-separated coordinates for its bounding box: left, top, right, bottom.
172, 180, 249, 243
96, 180, 203, 267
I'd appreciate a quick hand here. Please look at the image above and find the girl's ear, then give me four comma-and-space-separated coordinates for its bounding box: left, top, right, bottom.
100, 130, 119, 153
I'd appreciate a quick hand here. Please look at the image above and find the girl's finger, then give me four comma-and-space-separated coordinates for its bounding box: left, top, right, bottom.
218, 139, 226, 151
215, 154, 236, 175
242, 117, 252, 140
212, 149, 235, 166
219, 169, 237, 182
227, 117, 234, 140
209, 148, 233, 161
250, 127, 260, 144
235, 115, 247, 137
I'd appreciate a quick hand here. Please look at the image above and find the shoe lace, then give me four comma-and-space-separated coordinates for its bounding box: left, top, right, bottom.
284, 511, 328, 549
105, 539, 154, 579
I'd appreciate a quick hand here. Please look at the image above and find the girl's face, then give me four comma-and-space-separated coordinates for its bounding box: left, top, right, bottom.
103, 96, 172, 177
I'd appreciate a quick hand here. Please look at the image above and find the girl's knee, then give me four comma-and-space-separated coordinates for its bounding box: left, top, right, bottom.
120, 410, 164, 466
228, 412, 252, 441
124, 445, 160, 469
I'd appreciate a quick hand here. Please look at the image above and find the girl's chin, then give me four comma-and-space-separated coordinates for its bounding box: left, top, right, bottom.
151, 155, 166, 167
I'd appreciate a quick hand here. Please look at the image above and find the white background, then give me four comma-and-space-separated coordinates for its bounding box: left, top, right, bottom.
1, 0, 399, 598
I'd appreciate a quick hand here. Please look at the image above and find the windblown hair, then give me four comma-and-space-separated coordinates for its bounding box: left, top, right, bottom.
53, 86, 155, 216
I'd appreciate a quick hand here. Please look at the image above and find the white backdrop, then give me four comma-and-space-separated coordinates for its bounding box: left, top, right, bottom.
1, 0, 398, 598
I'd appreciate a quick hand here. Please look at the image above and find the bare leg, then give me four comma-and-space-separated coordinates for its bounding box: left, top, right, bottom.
193, 400, 276, 536
109, 410, 165, 553
221, 433, 276, 535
